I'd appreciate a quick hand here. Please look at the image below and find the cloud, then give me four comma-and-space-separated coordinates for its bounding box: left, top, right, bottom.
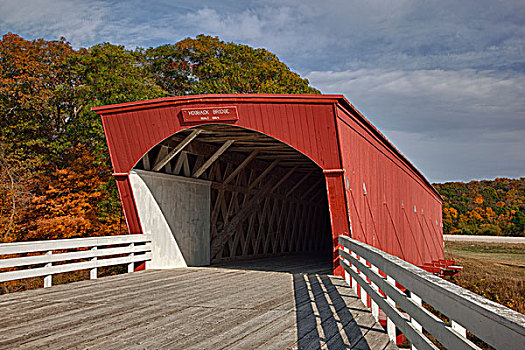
181, 7, 265, 39
386, 129, 525, 183
170, 0, 525, 73
307, 68, 525, 181
307, 69, 525, 135
0, 0, 110, 46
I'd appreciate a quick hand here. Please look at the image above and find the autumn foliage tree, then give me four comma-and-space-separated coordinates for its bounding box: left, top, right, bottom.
0, 34, 77, 241
435, 178, 525, 236
19, 147, 123, 240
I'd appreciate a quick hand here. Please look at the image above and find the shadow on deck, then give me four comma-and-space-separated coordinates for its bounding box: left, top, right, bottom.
0, 254, 395, 349
214, 254, 395, 349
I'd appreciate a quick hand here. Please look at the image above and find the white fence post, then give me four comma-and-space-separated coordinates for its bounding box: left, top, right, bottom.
370, 265, 380, 322
90, 246, 97, 280
386, 275, 396, 342
350, 251, 359, 296
452, 320, 467, 338
343, 246, 351, 287
358, 256, 369, 307
128, 243, 134, 273
410, 292, 423, 350
44, 250, 52, 288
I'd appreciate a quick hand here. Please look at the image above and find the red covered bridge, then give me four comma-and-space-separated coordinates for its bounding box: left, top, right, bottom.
1, 94, 523, 349
94, 94, 443, 274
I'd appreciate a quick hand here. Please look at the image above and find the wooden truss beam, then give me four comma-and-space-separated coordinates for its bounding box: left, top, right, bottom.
153, 145, 168, 171
285, 172, 312, 197
192, 140, 235, 178
153, 129, 202, 171
300, 178, 324, 200
173, 151, 185, 175
142, 154, 151, 170
210, 166, 297, 258
223, 149, 259, 185
248, 159, 281, 190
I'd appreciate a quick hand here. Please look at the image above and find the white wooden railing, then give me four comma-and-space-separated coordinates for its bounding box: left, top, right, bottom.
339, 235, 525, 350
0, 234, 152, 288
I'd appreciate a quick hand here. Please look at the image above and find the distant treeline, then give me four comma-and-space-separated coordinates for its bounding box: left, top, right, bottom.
435, 178, 525, 236
0, 33, 318, 243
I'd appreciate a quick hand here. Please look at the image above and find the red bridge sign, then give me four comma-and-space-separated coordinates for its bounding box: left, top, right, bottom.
181, 106, 239, 123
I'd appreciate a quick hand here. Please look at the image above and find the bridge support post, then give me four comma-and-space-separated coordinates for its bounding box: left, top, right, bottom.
324, 172, 350, 277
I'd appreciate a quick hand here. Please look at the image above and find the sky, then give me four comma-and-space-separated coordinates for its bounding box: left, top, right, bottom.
1, 0, 524, 183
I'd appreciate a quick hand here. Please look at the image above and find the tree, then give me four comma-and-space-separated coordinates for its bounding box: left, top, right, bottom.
0, 33, 320, 243
146, 35, 320, 95
66, 43, 167, 161
0, 33, 79, 240
0, 36, 167, 242
0, 33, 78, 168
435, 178, 525, 236
19, 147, 118, 240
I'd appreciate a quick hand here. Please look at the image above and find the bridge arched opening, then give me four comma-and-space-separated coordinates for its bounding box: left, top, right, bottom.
131, 124, 332, 267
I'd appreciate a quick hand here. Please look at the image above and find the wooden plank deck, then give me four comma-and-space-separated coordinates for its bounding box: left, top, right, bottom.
0, 255, 396, 350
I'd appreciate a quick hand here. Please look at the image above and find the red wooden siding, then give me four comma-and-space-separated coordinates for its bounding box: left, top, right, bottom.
114, 175, 142, 234
336, 105, 443, 266
99, 97, 341, 174
324, 172, 351, 276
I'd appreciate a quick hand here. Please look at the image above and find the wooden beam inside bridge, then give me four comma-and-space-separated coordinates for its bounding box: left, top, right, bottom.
135, 124, 333, 263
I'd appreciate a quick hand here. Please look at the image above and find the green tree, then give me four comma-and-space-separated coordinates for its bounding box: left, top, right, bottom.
146, 35, 320, 95
67, 43, 166, 159
0, 37, 167, 241
66, 43, 167, 229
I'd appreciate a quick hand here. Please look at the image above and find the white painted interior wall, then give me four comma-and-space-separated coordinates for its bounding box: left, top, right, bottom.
129, 170, 211, 268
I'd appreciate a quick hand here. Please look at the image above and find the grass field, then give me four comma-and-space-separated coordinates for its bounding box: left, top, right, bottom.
444, 241, 525, 314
